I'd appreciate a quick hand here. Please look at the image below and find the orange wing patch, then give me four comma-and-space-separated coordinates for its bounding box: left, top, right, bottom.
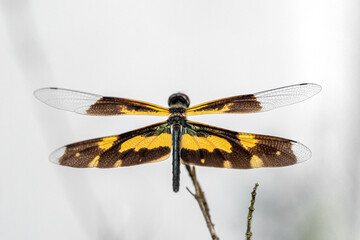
181, 134, 232, 153
98, 136, 118, 150
237, 133, 259, 150
120, 134, 171, 153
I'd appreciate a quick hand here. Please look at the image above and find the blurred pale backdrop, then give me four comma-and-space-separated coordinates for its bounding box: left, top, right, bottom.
0, 0, 359, 239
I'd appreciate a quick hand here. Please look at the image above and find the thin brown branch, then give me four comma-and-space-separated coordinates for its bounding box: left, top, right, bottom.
246, 183, 259, 240
185, 165, 219, 240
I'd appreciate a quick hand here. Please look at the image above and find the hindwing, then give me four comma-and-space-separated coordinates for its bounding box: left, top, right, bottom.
50, 122, 172, 168
180, 121, 311, 169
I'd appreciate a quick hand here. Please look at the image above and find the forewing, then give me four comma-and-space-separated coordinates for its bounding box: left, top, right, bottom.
50, 122, 171, 168
34, 88, 169, 116
186, 83, 321, 116
181, 121, 311, 169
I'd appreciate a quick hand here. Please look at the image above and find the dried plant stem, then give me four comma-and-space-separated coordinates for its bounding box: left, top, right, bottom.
185, 165, 219, 240
246, 183, 259, 240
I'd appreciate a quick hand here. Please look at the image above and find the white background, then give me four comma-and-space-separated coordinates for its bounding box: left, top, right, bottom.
1, 0, 359, 239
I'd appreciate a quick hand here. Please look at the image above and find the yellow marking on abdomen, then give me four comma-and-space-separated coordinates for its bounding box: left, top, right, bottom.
114, 160, 122, 167
88, 155, 100, 167
237, 134, 259, 150
276, 151, 281, 156
223, 160, 232, 168
181, 134, 232, 153
98, 136, 118, 150
119, 134, 171, 153
75, 153, 80, 157
250, 155, 264, 168
201, 159, 205, 164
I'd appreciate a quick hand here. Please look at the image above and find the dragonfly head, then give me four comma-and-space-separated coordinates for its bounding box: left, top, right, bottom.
168, 93, 190, 107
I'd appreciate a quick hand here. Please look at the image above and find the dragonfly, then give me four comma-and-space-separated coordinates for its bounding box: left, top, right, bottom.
34, 83, 321, 192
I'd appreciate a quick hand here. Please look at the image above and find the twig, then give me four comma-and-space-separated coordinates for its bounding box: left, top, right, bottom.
185, 165, 219, 240
246, 183, 259, 240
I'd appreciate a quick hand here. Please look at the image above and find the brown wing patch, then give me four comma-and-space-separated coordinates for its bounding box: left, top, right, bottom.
87, 97, 169, 116
50, 122, 171, 168
236, 133, 311, 167
180, 121, 311, 169
186, 94, 261, 116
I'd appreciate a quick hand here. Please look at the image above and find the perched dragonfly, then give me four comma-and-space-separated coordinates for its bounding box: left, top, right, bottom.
34, 83, 321, 192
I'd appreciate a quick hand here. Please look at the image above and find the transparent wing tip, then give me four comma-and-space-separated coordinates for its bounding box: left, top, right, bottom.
49, 146, 65, 165
300, 83, 322, 97
33, 87, 65, 107
33, 87, 100, 113
291, 141, 312, 163
34, 88, 55, 103
256, 83, 322, 111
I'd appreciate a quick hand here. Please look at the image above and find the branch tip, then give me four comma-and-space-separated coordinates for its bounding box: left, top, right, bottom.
246, 183, 259, 240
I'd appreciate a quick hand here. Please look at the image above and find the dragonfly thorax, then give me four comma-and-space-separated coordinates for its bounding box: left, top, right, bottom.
168, 115, 186, 125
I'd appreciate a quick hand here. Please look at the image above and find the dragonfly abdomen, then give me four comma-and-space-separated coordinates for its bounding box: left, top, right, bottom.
172, 124, 182, 192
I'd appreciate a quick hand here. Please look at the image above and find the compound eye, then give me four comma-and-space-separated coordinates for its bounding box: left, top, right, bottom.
168, 94, 178, 106
168, 93, 190, 107
179, 94, 190, 107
